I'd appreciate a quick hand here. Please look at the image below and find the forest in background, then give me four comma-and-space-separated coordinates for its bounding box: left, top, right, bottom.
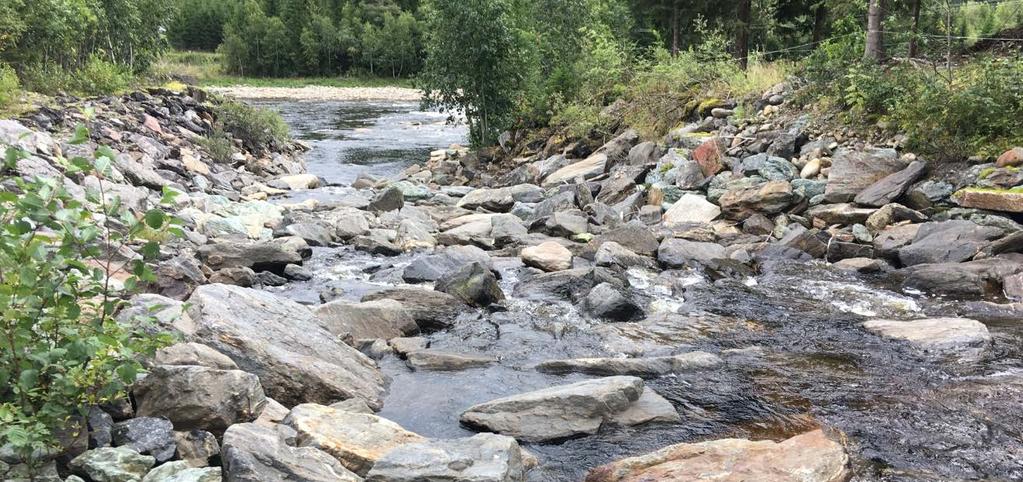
0, 1, 1022, 156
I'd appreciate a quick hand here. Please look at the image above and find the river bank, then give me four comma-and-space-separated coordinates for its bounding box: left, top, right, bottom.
3, 85, 1023, 481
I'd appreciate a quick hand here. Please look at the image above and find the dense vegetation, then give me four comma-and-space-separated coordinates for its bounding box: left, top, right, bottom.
170, 0, 424, 78
417, 0, 1023, 158
0, 0, 173, 95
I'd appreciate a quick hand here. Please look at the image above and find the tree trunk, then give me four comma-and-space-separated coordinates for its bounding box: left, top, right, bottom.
908, 0, 921, 57
864, 0, 885, 62
812, 2, 827, 44
671, 0, 679, 57
736, 0, 751, 70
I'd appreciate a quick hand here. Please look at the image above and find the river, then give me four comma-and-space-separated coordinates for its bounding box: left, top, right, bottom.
253, 98, 1023, 481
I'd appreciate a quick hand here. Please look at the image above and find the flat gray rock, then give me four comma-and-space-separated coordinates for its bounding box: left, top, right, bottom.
460, 376, 674, 442
863, 317, 991, 357
366, 433, 526, 482
405, 350, 497, 371
535, 352, 724, 377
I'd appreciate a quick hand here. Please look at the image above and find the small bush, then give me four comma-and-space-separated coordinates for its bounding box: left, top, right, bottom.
72, 56, 132, 95
200, 127, 236, 163
0, 63, 18, 107
0, 127, 177, 464
215, 99, 290, 152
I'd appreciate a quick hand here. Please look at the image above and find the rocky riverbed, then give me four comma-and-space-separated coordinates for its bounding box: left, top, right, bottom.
3, 86, 1023, 482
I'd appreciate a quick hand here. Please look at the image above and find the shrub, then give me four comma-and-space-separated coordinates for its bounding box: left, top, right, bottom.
891, 58, 1023, 160
0, 63, 18, 107
18, 64, 74, 96
72, 56, 133, 96
200, 127, 236, 163
215, 99, 290, 152
0, 127, 177, 465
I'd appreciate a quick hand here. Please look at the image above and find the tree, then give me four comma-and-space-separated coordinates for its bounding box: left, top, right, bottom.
864, 0, 884, 62
736, 0, 751, 69
418, 0, 526, 146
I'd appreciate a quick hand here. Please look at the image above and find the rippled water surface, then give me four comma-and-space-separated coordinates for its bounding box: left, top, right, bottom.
257, 99, 1023, 482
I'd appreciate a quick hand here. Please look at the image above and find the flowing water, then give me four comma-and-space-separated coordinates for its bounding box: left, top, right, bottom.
256, 99, 1023, 481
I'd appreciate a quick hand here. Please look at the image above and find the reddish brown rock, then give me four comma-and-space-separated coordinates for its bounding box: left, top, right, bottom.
953, 189, 1023, 213
995, 147, 1023, 168
585, 429, 850, 482
692, 137, 725, 177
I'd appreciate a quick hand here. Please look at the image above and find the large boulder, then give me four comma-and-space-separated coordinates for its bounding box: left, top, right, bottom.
457, 184, 543, 212
662, 194, 720, 226
586, 220, 660, 257
595, 165, 648, 205
898, 255, 1023, 297
585, 429, 850, 482
314, 299, 419, 340
283, 404, 425, 476
221, 423, 361, 482
542, 153, 607, 187
863, 318, 990, 358
133, 365, 266, 435
435, 262, 505, 307
460, 376, 677, 442
186, 284, 387, 409
585, 282, 643, 321
953, 188, 1023, 213
824, 148, 907, 203
111, 417, 177, 463
362, 287, 464, 331
521, 241, 573, 272
140, 461, 220, 482
405, 350, 497, 371
657, 238, 727, 267
719, 180, 794, 220
368, 186, 404, 213
402, 245, 494, 283
152, 342, 238, 370
898, 220, 1002, 266
536, 352, 724, 377
196, 239, 303, 275
366, 433, 526, 482
853, 160, 927, 207
69, 447, 155, 482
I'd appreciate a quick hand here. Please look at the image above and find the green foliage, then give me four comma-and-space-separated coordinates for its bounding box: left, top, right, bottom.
0, 63, 18, 107
0, 128, 177, 462
168, 0, 237, 51
418, 0, 526, 146
890, 58, 1023, 160
72, 56, 133, 96
218, 0, 424, 78
200, 128, 236, 164
17, 57, 131, 97
215, 98, 291, 152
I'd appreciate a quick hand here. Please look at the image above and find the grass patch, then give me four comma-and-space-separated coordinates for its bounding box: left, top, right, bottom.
151, 50, 413, 88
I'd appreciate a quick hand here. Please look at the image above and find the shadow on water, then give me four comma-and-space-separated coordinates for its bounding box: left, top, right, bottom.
258, 100, 1023, 482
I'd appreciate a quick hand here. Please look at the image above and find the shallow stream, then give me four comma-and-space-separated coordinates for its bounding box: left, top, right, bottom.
254, 99, 1023, 481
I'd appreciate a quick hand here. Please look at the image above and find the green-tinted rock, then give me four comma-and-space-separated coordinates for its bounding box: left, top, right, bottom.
141, 461, 220, 482
69, 447, 155, 482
